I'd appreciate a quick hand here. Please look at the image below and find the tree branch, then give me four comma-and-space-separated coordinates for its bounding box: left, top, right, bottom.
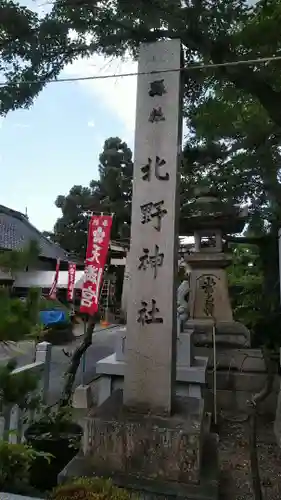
207, 39, 281, 128
59, 314, 97, 408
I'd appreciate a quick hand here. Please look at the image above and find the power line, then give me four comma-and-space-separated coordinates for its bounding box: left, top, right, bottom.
0, 54, 281, 88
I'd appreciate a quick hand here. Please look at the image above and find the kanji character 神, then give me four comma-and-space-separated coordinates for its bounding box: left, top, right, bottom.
138, 245, 164, 279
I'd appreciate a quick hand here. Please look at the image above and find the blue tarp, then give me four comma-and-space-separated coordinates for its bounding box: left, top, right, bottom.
39, 310, 67, 326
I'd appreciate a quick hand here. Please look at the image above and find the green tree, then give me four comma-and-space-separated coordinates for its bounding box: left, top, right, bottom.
1, 0, 281, 130
227, 244, 263, 333
176, 61, 281, 339
0, 0, 88, 114
52, 137, 133, 256
183, 94, 275, 331
0, 240, 41, 341
0, 240, 40, 277
181, 81, 281, 230
0, 243, 42, 427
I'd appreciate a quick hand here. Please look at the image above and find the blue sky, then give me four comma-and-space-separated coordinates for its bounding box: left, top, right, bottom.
1, 6, 137, 231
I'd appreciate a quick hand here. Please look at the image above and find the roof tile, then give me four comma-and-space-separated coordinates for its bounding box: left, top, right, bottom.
0, 205, 69, 261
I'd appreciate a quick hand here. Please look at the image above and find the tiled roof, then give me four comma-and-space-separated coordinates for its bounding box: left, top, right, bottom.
0, 205, 69, 261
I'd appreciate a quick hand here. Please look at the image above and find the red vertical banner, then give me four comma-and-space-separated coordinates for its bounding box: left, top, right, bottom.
67, 263, 76, 302
80, 215, 112, 315
49, 258, 60, 299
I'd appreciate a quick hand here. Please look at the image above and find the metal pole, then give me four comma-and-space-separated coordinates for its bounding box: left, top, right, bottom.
278, 229, 281, 304
81, 316, 87, 386
105, 280, 110, 324
212, 321, 217, 425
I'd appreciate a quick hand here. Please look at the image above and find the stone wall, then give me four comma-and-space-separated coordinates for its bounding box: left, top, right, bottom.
107, 373, 278, 415
97, 345, 278, 415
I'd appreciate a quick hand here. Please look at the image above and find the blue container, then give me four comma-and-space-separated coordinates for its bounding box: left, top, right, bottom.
39, 310, 67, 326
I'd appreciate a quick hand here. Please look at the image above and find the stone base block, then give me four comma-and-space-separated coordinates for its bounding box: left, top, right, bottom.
83, 390, 204, 485
72, 384, 92, 409
59, 425, 218, 500
186, 320, 250, 347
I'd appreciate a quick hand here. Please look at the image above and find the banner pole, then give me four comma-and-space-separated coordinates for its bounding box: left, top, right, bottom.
79, 212, 114, 386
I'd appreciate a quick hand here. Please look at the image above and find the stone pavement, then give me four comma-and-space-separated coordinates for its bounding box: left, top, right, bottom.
0, 325, 123, 406
72, 321, 118, 337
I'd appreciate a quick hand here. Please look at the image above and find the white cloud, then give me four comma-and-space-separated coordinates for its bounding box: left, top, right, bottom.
19, 0, 51, 17
64, 54, 137, 140
87, 120, 95, 128
14, 123, 30, 129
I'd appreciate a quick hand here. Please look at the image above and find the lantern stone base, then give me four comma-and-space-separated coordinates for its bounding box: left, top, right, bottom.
186, 319, 251, 347
59, 391, 218, 499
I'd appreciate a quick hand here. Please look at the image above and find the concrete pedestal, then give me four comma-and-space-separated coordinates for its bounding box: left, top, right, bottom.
85, 390, 204, 484
72, 384, 92, 409
186, 319, 251, 347
59, 391, 218, 499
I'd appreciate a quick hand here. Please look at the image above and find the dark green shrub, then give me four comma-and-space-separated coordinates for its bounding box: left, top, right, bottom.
0, 287, 42, 342
43, 322, 73, 345
50, 477, 134, 500
0, 440, 50, 493
0, 359, 39, 410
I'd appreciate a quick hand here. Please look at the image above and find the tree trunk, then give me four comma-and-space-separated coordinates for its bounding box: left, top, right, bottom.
248, 348, 276, 500
59, 315, 97, 408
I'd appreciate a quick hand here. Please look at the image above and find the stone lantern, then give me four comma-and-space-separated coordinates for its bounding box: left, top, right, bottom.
182, 187, 250, 346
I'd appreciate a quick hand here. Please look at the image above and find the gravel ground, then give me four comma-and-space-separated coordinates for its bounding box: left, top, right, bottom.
218, 414, 281, 500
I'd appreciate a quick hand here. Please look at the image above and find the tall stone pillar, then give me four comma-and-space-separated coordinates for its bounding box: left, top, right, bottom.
79, 42, 214, 496
124, 39, 183, 414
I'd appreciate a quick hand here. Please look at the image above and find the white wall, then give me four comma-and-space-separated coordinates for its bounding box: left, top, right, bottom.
14, 270, 85, 289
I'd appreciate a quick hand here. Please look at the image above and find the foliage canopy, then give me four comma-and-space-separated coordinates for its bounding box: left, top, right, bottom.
1, 0, 281, 131
49, 137, 132, 256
